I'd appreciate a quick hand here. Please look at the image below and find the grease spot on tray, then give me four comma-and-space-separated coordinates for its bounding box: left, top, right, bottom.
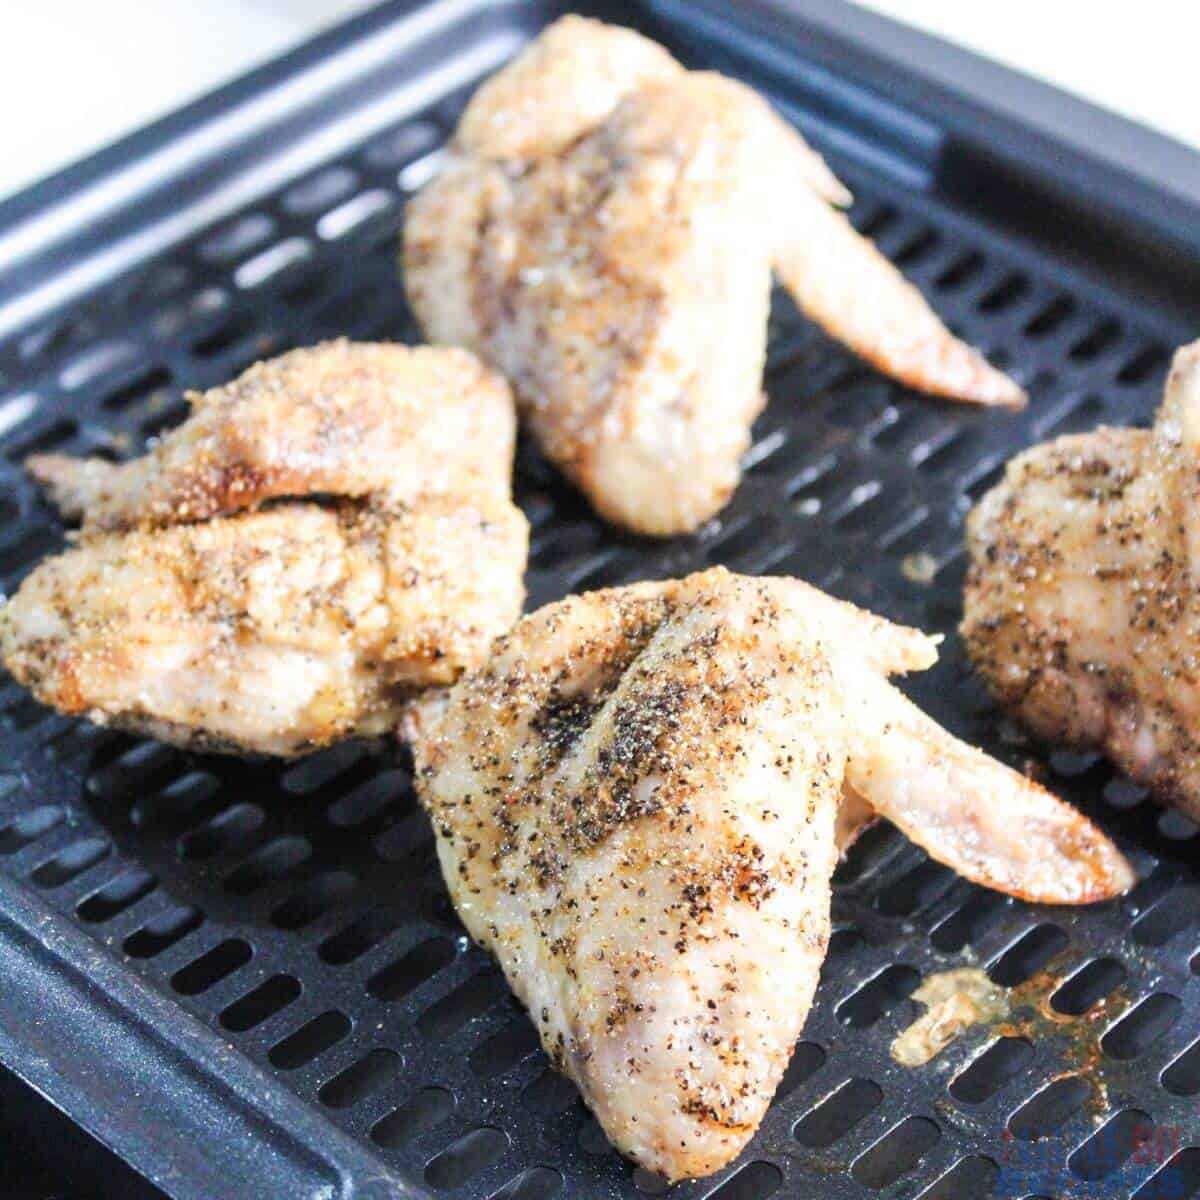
892, 968, 1008, 1067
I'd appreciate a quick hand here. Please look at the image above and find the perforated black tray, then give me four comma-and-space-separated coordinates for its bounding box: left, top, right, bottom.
0, 3, 1198, 1198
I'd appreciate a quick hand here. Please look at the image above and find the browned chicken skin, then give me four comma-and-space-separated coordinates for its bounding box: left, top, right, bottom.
404, 16, 1024, 536
965, 339, 1200, 823
409, 567, 1130, 1182
25, 339, 515, 529
0, 341, 528, 756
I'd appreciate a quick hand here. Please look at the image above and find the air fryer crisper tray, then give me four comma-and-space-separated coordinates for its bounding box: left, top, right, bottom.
0, 2, 1198, 1197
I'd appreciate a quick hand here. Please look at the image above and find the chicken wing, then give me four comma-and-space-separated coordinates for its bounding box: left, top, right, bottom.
1, 342, 528, 755
964, 339, 1200, 822
404, 16, 1023, 536
409, 567, 1129, 1181
26, 340, 515, 530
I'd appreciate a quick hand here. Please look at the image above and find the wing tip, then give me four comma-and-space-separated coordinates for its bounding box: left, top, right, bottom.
934, 352, 1028, 409
824, 176, 854, 209
23, 452, 94, 522
1007, 855, 1136, 906
25, 451, 71, 485
969, 371, 1029, 410
1002, 780, 1137, 907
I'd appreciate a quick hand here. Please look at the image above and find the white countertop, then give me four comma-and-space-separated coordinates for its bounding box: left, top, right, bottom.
3, 0, 377, 202
4, 0, 1199, 203
859, 0, 1199, 151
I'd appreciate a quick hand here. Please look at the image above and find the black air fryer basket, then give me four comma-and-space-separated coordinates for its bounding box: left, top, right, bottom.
0, 3, 1197, 1198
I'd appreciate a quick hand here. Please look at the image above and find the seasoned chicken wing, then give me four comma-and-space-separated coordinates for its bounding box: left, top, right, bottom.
965, 339, 1200, 822
26, 340, 515, 530
404, 16, 1023, 536
1, 342, 528, 755
409, 567, 1129, 1181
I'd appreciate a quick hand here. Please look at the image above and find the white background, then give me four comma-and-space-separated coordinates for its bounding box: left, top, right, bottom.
3, 0, 1199, 202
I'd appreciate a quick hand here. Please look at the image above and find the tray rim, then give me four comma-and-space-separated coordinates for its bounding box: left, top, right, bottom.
681, 0, 1200, 229
0, 869, 420, 1200
2, 0, 1200, 345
